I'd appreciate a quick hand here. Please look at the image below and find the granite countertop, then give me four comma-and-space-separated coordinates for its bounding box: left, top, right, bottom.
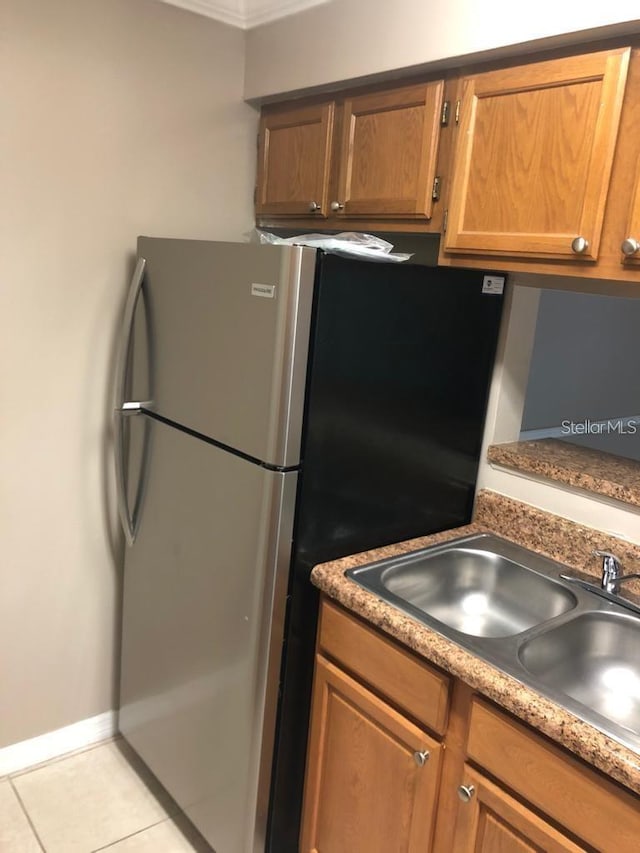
488, 438, 640, 508
310, 490, 640, 796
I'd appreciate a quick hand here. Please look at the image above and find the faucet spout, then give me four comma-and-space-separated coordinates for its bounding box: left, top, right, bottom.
593, 550, 623, 594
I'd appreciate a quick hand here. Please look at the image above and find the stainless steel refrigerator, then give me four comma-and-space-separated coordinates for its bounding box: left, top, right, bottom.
115, 238, 505, 853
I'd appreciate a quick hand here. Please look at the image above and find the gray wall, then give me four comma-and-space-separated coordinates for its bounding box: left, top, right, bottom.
245, 0, 640, 100
522, 290, 640, 460
1, 0, 257, 747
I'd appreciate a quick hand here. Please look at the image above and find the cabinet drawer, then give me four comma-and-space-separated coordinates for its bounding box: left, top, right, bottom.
318, 599, 450, 735
467, 699, 640, 852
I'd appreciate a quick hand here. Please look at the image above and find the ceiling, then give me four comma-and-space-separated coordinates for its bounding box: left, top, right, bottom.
157, 0, 332, 29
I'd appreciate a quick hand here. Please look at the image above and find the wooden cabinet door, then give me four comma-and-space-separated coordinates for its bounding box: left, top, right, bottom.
300, 655, 443, 853
444, 47, 630, 260
452, 766, 585, 853
621, 157, 640, 266
256, 102, 334, 218
335, 81, 445, 219
467, 699, 640, 852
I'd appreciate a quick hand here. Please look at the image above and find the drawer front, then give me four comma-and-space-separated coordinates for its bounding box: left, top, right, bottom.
467, 699, 640, 852
318, 599, 450, 735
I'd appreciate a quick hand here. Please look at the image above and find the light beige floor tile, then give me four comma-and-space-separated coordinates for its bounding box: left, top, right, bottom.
0, 780, 42, 852
13, 740, 176, 853
95, 816, 211, 852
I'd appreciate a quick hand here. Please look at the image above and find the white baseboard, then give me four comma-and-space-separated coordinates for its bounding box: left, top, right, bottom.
0, 710, 119, 777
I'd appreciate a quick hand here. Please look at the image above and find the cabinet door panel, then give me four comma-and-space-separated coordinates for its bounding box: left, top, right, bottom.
256, 103, 334, 217
467, 699, 640, 852
622, 158, 640, 266
336, 82, 444, 218
300, 656, 442, 853
453, 766, 585, 852
444, 48, 630, 260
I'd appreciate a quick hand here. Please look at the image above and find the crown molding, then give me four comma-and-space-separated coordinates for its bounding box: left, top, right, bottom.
158, 0, 332, 29
244, 0, 331, 28
158, 0, 245, 28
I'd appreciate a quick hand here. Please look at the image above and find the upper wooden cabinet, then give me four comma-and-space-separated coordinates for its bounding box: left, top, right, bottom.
335, 82, 444, 219
443, 47, 630, 262
255, 80, 447, 229
256, 41, 640, 281
255, 102, 335, 218
621, 157, 640, 267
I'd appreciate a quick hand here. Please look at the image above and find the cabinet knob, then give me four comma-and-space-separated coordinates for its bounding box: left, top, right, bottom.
621, 237, 640, 257
413, 750, 430, 767
571, 236, 590, 254
308, 201, 321, 213
457, 784, 476, 803
330, 201, 344, 212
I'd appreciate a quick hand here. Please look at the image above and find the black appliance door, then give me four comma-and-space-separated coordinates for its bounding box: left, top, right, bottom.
267, 254, 506, 852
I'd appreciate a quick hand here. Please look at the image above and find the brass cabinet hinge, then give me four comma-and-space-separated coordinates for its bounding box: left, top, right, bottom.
454, 100, 461, 125
440, 100, 450, 127
432, 176, 441, 201
443, 208, 448, 233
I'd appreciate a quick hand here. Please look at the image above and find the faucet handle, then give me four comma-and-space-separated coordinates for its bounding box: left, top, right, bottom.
593, 549, 621, 560
593, 550, 622, 592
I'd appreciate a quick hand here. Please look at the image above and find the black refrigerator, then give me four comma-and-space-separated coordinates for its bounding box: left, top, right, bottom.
115, 238, 505, 853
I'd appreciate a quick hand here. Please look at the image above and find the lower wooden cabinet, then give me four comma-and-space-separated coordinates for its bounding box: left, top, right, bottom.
452, 766, 583, 853
302, 598, 640, 853
300, 655, 443, 853
465, 698, 640, 853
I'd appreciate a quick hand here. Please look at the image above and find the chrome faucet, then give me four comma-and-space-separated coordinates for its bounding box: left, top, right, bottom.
593, 550, 640, 594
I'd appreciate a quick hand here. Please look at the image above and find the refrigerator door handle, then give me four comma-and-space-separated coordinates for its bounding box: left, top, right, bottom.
114, 413, 136, 546
114, 257, 147, 413
114, 257, 146, 546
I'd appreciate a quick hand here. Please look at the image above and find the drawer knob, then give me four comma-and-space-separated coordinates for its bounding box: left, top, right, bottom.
330, 201, 344, 212
308, 201, 321, 213
621, 237, 640, 257
413, 750, 430, 767
457, 784, 476, 803
571, 236, 590, 254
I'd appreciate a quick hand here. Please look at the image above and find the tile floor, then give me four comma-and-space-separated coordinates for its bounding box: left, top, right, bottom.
0, 739, 212, 852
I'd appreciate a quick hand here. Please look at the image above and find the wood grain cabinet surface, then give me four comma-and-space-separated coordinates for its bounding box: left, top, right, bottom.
300, 656, 443, 853
620, 155, 640, 268
451, 765, 584, 853
302, 598, 640, 853
465, 699, 640, 853
255, 81, 447, 231
442, 47, 630, 262
255, 41, 640, 281
335, 82, 444, 220
439, 44, 640, 281
255, 102, 335, 218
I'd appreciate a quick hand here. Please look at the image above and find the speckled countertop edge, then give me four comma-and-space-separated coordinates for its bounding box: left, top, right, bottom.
488, 438, 640, 508
310, 510, 640, 797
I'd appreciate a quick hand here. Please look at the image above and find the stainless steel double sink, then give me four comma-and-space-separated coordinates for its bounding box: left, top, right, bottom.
346, 533, 640, 754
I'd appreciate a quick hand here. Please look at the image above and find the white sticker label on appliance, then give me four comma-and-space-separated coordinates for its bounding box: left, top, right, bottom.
482, 276, 505, 295
251, 283, 276, 298
251, 284, 276, 299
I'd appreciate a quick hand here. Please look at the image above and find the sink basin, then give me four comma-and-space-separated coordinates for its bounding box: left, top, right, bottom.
347, 535, 577, 638
519, 612, 640, 734
345, 532, 640, 752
